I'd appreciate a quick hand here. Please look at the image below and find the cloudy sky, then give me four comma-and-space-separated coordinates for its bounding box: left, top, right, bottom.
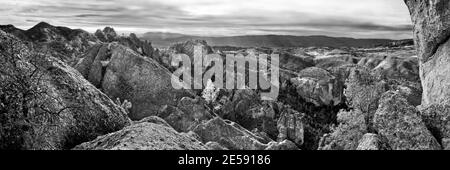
0, 0, 413, 39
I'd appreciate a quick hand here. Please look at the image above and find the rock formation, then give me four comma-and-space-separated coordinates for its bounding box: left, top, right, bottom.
73, 121, 208, 150
193, 117, 272, 150
0, 30, 130, 150
290, 67, 344, 107
404, 0, 450, 106
373, 91, 441, 150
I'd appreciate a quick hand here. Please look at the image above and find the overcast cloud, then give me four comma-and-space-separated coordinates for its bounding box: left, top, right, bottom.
0, 0, 413, 39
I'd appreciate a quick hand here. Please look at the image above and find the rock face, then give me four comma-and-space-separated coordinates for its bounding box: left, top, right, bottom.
419, 104, 450, 146
277, 109, 304, 146
373, 56, 420, 82
193, 117, 271, 150
373, 91, 441, 150
344, 67, 387, 130
0, 31, 130, 150
356, 133, 390, 150
318, 110, 367, 150
93, 27, 155, 58
265, 140, 299, 150
76, 43, 194, 120
75, 43, 115, 87
290, 67, 343, 107
102, 45, 193, 120
120, 33, 154, 58
73, 122, 208, 150
405, 0, 450, 106
157, 97, 214, 133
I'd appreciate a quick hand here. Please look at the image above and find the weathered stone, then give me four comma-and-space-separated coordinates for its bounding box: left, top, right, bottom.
265, 140, 299, 150
205, 142, 228, 150
75, 43, 114, 87
419, 104, 450, 146
344, 67, 387, 130
157, 98, 213, 133
193, 117, 271, 150
318, 110, 367, 150
73, 122, 207, 150
373, 91, 441, 150
404, 0, 450, 106
356, 133, 390, 150
277, 109, 304, 146
135, 116, 172, 128
102, 45, 194, 120
290, 67, 343, 107
0, 31, 130, 150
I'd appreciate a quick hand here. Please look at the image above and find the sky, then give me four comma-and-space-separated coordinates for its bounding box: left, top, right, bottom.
0, 0, 413, 39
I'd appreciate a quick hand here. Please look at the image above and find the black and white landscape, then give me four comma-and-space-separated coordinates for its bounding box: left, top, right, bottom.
1, 0, 449, 150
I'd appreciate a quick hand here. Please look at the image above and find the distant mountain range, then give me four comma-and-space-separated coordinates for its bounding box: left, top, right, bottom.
0, 22, 412, 49
140, 32, 412, 48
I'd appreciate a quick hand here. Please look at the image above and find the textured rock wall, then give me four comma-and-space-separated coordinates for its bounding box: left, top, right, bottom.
404, 0, 450, 106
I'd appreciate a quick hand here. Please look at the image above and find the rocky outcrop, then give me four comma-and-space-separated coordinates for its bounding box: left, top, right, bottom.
356, 133, 390, 150
344, 67, 387, 130
419, 104, 450, 147
290, 67, 344, 107
75, 42, 194, 120
318, 110, 367, 150
102, 45, 194, 120
94, 27, 155, 58
220, 89, 262, 130
157, 97, 213, 133
404, 0, 450, 106
0, 24, 30, 41
75, 43, 115, 87
94, 27, 117, 42
265, 140, 299, 150
373, 56, 420, 82
373, 91, 441, 150
0, 30, 130, 150
193, 117, 271, 150
119, 33, 154, 58
73, 122, 208, 150
277, 109, 304, 146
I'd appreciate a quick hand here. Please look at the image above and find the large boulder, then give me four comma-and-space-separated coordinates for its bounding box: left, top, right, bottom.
102, 45, 194, 120
73, 122, 208, 150
373, 91, 441, 150
318, 110, 367, 150
0, 31, 130, 150
404, 0, 450, 106
419, 104, 450, 147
